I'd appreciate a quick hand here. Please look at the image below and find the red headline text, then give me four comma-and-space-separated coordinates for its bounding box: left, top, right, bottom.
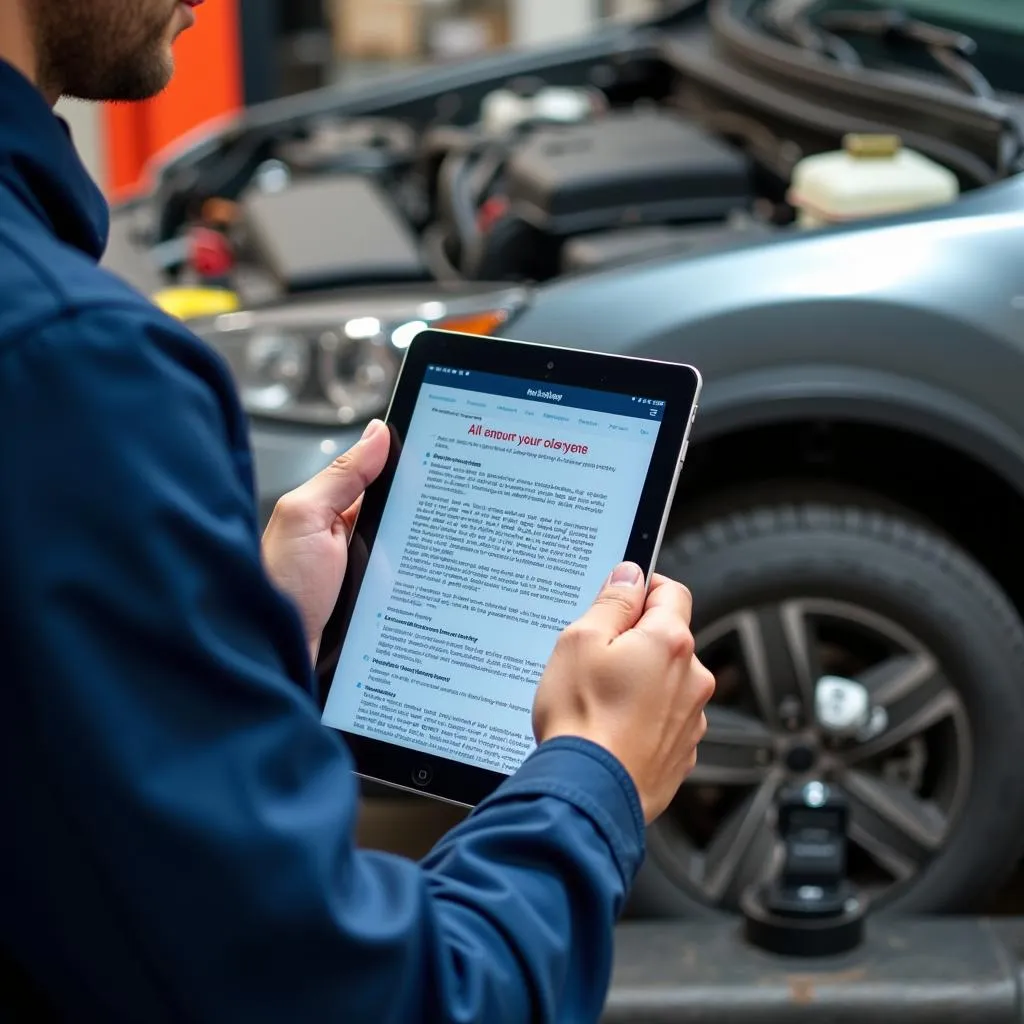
467, 423, 590, 457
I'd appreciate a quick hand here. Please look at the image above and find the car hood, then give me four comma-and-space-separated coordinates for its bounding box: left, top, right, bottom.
513, 174, 1024, 350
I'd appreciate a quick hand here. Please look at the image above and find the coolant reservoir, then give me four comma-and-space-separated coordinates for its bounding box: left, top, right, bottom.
788, 133, 960, 228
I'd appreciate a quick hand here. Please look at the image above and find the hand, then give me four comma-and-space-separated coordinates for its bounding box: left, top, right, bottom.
262, 420, 390, 657
533, 564, 715, 824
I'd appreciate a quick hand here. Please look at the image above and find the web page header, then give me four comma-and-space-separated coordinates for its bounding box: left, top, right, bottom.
425, 365, 666, 422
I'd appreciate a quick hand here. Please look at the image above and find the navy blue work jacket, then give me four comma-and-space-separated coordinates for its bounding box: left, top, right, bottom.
0, 60, 645, 1023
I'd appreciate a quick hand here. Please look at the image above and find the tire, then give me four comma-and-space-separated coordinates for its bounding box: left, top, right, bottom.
629, 496, 1024, 919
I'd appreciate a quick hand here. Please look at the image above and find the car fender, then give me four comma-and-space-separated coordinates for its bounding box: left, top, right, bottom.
686, 362, 1024, 497
510, 205, 1024, 494
515, 293, 1024, 498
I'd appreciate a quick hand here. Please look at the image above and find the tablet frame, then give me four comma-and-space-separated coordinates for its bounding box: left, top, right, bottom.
315, 329, 702, 807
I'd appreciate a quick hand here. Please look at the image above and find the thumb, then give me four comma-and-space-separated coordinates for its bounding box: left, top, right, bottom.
300, 419, 391, 521
574, 562, 647, 640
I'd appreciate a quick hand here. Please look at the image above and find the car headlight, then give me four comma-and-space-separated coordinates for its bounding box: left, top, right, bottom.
190, 288, 528, 426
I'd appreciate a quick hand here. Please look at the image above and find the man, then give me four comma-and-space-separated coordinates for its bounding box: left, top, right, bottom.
0, 2, 715, 1021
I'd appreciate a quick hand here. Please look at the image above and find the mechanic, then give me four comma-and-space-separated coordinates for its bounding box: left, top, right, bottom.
0, 2, 715, 1022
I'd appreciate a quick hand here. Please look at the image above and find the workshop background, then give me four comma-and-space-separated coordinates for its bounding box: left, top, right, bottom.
60, 0, 657, 197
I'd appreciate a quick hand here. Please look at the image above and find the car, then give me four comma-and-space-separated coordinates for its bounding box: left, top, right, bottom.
102, 0, 1024, 921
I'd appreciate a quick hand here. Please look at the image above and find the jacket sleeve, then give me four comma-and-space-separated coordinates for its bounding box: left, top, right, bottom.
0, 306, 645, 1024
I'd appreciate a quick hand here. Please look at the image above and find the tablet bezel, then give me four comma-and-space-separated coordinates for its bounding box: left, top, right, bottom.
314, 329, 702, 807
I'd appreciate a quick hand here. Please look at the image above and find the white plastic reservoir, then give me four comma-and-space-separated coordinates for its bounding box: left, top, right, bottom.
788, 133, 960, 228
480, 87, 594, 136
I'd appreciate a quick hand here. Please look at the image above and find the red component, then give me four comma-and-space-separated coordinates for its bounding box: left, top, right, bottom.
477, 195, 511, 235
188, 226, 234, 279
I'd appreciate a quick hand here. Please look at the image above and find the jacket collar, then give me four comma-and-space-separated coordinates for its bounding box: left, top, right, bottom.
0, 59, 109, 261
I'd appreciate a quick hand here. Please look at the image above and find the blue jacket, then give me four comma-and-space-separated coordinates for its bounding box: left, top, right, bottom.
0, 61, 645, 1022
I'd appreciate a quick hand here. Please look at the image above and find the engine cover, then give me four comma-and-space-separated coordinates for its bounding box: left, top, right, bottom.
505, 110, 752, 236
241, 175, 428, 292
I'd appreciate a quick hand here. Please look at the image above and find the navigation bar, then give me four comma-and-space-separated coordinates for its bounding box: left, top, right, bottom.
425, 365, 665, 422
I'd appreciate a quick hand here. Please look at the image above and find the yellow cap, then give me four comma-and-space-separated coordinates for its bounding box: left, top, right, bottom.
843, 133, 902, 158
152, 286, 241, 322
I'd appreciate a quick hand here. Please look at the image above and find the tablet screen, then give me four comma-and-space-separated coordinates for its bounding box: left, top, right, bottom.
321, 363, 665, 776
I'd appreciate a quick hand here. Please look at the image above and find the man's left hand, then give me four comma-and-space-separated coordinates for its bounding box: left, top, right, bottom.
262, 420, 390, 658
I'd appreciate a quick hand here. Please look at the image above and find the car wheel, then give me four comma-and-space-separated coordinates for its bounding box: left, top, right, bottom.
629, 496, 1024, 919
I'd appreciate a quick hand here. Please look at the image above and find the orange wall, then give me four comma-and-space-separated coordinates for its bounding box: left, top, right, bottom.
104, 0, 242, 200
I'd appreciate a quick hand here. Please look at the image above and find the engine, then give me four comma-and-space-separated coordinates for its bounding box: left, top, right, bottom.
427, 106, 757, 282
166, 84, 774, 296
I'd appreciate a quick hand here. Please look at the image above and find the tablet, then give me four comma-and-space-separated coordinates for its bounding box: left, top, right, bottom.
316, 329, 701, 807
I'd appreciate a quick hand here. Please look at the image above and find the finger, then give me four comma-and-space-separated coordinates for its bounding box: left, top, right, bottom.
572, 562, 647, 639
640, 575, 694, 624
337, 494, 364, 538
301, 420, 390, 522
630, 579, 695, 649
695, 661, 717, 706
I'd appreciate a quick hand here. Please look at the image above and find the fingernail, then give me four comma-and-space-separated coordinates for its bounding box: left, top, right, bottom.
610, 563, 643, 587
360, 419, 384, 443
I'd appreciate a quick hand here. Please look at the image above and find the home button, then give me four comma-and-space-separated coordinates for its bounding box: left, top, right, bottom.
412, 764, 434, 788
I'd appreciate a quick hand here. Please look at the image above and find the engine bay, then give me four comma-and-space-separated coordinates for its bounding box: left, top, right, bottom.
153, 85, 776, 301
140, 1, 1024, 306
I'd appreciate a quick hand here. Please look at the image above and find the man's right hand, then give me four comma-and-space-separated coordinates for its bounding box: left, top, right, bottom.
533, 563, 715, 825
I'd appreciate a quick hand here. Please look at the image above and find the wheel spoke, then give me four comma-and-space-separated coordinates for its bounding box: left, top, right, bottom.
840, 768, 948, 881
858, 651, 940, 704
689, 706, 776, 786
733, 603, 821, 727
843, 653, 960, 764
847, 820, 917, 882
701, 770, 785, 903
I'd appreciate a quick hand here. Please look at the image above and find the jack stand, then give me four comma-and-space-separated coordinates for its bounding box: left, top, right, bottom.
742, 780, 866, 957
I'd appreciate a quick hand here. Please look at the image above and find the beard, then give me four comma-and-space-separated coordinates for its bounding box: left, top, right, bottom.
31, 0, 183, 102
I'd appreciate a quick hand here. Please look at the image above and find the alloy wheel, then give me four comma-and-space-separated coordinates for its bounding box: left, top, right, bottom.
649, 598, 972, 910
